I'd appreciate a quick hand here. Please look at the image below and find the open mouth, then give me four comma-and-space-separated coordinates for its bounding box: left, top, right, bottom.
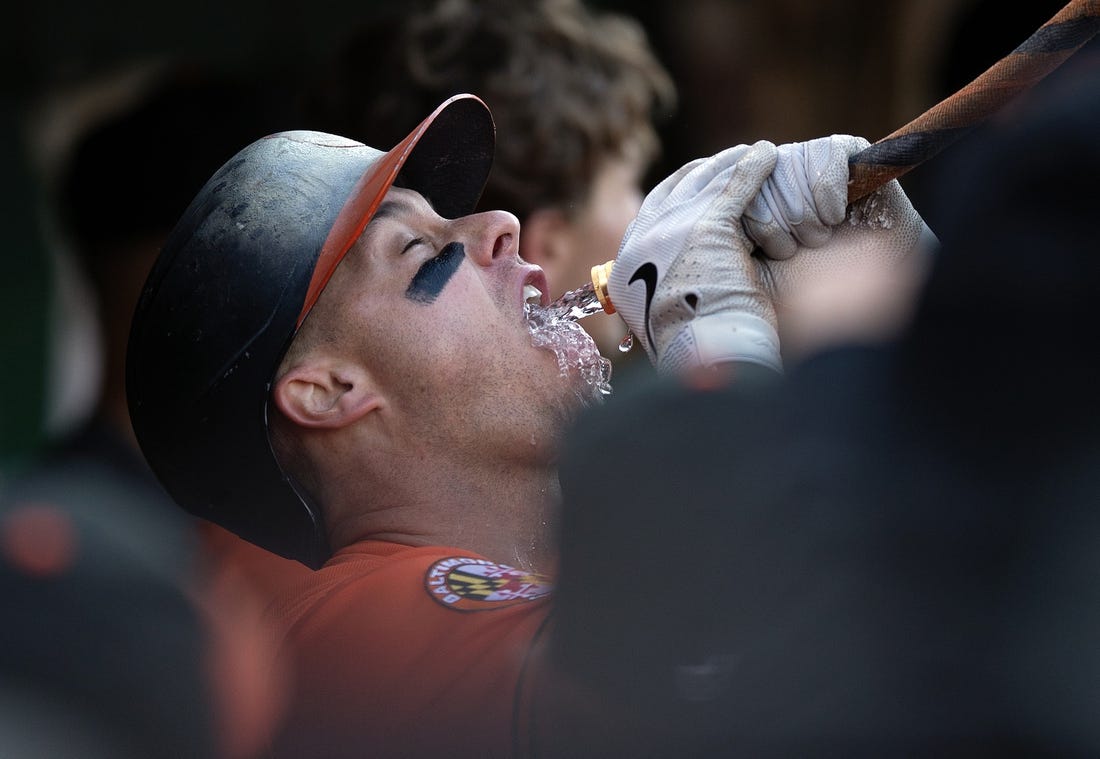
523, 294, 612, 406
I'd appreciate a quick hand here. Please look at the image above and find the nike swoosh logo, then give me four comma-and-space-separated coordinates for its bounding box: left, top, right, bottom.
628, 263, 658, 358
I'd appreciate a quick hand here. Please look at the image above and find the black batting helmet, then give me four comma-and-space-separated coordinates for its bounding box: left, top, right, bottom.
126, 94, 495, 568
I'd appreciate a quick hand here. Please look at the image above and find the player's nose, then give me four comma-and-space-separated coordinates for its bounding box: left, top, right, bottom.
458, 210, 521, 268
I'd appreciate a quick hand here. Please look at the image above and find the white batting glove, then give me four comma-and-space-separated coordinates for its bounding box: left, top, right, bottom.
743, 135, 936, 305
607, 140, 783, 375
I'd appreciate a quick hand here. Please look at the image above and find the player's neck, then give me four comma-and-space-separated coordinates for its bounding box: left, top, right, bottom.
322, 458, 561, 574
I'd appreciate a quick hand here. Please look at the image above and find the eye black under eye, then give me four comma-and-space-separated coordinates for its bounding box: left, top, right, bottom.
405, 242, 466, 304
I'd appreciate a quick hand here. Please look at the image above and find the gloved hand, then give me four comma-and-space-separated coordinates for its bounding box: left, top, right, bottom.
607, 140, 783, 375
743, 134, 936, 309
609, 135, 935, 375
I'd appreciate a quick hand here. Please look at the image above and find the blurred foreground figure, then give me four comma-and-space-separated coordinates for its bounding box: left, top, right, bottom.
0, 485, 214, 758
550, 50, 1100, 758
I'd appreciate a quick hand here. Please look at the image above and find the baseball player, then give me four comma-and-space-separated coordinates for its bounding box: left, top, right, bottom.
126, 89, 929, 757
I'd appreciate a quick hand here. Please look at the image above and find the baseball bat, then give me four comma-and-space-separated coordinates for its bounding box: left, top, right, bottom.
847, 0, 1100, 202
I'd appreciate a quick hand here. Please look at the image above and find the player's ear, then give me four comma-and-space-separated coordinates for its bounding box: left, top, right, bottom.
519, 207, 571, 269
272, 359, 380, 430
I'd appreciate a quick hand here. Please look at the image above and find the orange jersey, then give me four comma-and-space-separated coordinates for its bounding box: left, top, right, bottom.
266, 540, 553, 758
197, 519, 312, 604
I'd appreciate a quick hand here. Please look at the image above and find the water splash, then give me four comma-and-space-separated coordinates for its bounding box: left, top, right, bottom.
525, 283, 612, 405
543, 281, 636, 356
541, 281, 604, 321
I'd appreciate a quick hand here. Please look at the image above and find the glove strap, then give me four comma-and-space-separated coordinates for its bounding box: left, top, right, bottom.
659, 313, 783, 375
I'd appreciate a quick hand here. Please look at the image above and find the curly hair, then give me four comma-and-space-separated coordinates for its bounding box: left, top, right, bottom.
312, 0, 676, 221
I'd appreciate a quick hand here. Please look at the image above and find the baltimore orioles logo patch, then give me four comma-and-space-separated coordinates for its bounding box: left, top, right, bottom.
425, 557, 553, 611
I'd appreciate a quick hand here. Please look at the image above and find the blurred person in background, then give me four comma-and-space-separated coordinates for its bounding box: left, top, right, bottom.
39, 60, 310, 590
306, 0, 677, 381
0, 60, 307, 758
